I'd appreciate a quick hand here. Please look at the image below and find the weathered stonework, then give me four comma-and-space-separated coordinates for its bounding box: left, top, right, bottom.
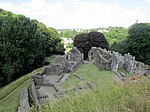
67, 46, 83, 62
31, 46, 83, 104
31, 46, 150, 107
88, 47, 150, 76
88, 47, 112, 70
31, 81, 40, 106
18, 88, 30, 112
111, 51, 150, 76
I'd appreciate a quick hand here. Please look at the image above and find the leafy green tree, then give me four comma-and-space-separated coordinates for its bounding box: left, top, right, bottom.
33, 20, 65, 55
103, 27, 128, 45
111, 40, 128, 54
127, 23, 150, 65
48, 27, 65, 54
60, 30, 81, 38
0, 9, 65, 87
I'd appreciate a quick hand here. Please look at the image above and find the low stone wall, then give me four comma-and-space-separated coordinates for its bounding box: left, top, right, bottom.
70, 60, 82, 72
53, 84, 65, 97
18, 88, 30, 112
43, 65, 64, 76
132, 61, 150, 75
31, 81, 40, 106
57, 74, 70, 83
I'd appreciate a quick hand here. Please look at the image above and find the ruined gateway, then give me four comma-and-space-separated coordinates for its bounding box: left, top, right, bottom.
18, 46, 150, 112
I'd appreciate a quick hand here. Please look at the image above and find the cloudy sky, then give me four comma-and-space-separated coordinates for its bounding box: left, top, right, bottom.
0, 0, 150, 29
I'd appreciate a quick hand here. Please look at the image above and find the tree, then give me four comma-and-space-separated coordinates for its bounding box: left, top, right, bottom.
110, 40, 128, 54
0, 9, 65, 87
0, 15, 45, 85
48, 27, 65, 54
127, 23, 150, 65
74, 32, 109, 60
33, 20, 65, 56
103, 27, 128, 45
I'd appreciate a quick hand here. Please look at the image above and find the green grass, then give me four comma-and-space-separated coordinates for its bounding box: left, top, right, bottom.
0, 56, 55, 112
0, 67, 44, 112
118, 68, 131, 77
32, 64, 150, 112
60, 64, 114, 96
35, 78, 150, 112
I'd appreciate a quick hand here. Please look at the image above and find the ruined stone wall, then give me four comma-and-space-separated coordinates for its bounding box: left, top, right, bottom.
67, 46, 83, 62
18, 88, 30, 112
111, 52, 125, 72
70, 60, 82, 72
132, 61, 150, 75
111, 52, 150, 76
88, 47, 150, 75
31, 46, 83, 104
89, 47, 112, 70
54, 56, 72, 73
42, 65, 64, 76
88, 47, 112, 62
31, 81, 40, 106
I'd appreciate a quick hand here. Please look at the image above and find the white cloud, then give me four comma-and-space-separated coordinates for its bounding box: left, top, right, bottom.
0, 0, 149, 28
145, 0, 150, 3
0, 2, 15, 11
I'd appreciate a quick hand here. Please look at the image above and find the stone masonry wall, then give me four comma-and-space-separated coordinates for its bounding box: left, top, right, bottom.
111, 52, 150, 75
88, 47, 150, 76
18, 88, 30, 112
88, 47, 112, 70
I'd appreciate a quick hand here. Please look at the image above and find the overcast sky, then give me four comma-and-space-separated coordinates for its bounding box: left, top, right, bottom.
0, 0, 150, 29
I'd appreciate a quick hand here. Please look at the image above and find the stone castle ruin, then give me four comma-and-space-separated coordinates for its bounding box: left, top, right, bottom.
18, 46, 150, 111
88, 47, 112, 70
31, 46, 84, 105
111, 52, 150, 76
88, 47, 150, 76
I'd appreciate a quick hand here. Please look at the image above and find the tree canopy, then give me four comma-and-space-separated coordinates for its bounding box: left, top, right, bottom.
127, 23, 150, 65
74, 32, 109, 60
103, 27, 128, 46
0, 9, 64, 87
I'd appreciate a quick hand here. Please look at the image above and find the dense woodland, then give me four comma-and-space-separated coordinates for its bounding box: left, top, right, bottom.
0, 9, 65, 87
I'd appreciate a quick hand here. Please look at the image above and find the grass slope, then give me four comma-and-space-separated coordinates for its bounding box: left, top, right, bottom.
0, 67, 44, 112
0, 55, 55, 112
34, 64, 150, 112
